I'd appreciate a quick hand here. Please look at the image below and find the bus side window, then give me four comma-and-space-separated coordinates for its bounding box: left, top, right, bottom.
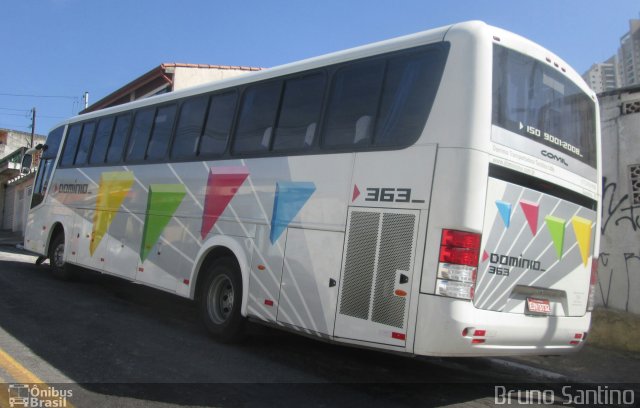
60, 124, 82, 167
146, 104, 177, 160
232, 82, 281, 154
200, 92, 237, 157
374, 48, 446, 146
322, 60, 385, 148
74, 121, 96, 166
126, 108, 155, 162
90, 117, 115, 165
172, 96, 208, 160
273, 73, 325, 151
106, 114, 132, 164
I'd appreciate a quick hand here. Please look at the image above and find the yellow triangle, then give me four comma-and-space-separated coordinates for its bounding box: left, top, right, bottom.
571, 216, 592, 267
90, 172, 134, 255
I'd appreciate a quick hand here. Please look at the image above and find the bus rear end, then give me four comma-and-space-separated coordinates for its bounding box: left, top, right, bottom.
414, 23, 600, 357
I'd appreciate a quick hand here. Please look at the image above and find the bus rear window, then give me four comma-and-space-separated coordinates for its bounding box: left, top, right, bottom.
492, 44, 596, 168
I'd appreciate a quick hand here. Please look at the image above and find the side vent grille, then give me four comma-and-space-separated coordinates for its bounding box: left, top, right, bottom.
339, 211, 380, 320
338, 209, 417, 329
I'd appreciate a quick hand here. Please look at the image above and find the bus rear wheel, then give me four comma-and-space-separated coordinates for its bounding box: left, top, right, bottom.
199, 257, 245, 343
48, 233, 73, 280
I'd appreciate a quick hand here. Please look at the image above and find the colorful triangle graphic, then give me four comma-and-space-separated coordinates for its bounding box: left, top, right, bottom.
482, 250, 489, 263
520, 200, 540, 236
545, 215, 566, 260
270, 181, 316, 243
140, 184, 186, 262
200, 166, 249, 239
90, 171, 134, 255
495, 200, 512, 228
352, 184, 361, 202
572, 216, 593, 266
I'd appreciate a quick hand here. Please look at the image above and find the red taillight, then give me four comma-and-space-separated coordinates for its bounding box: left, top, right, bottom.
439, 247, 480, 267
587, 258, 598, 311
436, 229, 481, 301
590, 259, 598, 285
441, 230, 481, 250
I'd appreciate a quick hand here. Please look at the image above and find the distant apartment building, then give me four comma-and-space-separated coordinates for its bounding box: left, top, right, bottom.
583, 18, 640, 92
618, 19, 640, 87
583, 56, 619, 93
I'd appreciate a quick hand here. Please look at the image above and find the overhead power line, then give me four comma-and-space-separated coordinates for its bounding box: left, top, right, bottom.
0, 92, 77, 100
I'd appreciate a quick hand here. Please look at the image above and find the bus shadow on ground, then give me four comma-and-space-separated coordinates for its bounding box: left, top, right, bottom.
0, 254, 509, 407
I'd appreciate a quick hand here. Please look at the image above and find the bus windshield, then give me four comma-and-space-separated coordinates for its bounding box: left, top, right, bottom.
492, 44, 597, 169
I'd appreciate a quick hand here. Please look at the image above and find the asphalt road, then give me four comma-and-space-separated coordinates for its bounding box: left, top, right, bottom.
0, 245, 559, 407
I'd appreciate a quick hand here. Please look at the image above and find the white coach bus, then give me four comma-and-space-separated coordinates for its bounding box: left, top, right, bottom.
23, 21, 600, 356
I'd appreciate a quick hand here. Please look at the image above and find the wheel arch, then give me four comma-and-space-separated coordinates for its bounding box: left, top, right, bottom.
45, 221, 66, 257
189, 235, 252, 316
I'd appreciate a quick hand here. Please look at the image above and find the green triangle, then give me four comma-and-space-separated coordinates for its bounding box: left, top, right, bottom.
140, 184, 186, 262
545, 215, 566, 260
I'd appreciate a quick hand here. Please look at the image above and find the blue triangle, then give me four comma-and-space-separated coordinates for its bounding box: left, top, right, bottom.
270, 182, 316, 243
496, 200, 512, 228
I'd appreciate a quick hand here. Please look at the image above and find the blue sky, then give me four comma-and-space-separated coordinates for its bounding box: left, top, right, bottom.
1, 0, 638, 135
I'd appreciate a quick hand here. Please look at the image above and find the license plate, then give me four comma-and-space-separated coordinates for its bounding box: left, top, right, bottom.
526, 298, 551, 315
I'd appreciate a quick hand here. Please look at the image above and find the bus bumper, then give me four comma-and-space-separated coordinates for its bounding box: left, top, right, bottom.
414, 294, 591, 357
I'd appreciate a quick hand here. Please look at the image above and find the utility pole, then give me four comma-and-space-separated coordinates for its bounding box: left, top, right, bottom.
30, 107, 36, 148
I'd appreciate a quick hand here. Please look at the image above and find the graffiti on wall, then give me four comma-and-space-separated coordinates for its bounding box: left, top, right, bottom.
602, 177, 640, 235
597, 252, 640, 312
598, 178, 640, 312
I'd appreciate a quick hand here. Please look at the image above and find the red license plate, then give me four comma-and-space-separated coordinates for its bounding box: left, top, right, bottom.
526, 298, 551, 315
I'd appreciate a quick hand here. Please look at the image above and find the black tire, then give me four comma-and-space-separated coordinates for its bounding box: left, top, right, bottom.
48, 233, 74, 280
198, 257, 245, 343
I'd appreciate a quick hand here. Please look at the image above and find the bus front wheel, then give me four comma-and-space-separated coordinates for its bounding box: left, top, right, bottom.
199, 257, 245, 343
48, 233, 73, 280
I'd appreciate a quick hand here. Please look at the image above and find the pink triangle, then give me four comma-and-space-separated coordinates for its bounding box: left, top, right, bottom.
352, 184, 361, 202
201, 166, 249, 239
482, 250, 489, 263
519, 200, 539, 236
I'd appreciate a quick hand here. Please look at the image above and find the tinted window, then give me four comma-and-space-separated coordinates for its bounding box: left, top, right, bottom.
322, 60, 385, 148
172, 96, 208, 159
492, 44, 596, 167
106, 114, 131, 163
233, 82, 281, 154
273, 73, 325, 151
374, 49, 446, 146
74, 121, 96, 165
200, 92, 237, 156
90, 117, 115, 165
60, 124, 82, 167
146, 105, 177, 160
31, 158, 55, 208
126, 108, 154, 161
41, 126, 64, 160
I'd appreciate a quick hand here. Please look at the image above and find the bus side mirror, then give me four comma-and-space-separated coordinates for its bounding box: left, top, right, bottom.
20, 154, 32, 174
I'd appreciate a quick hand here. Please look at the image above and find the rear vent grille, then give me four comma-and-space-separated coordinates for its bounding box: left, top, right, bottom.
339, 209, 417, 329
